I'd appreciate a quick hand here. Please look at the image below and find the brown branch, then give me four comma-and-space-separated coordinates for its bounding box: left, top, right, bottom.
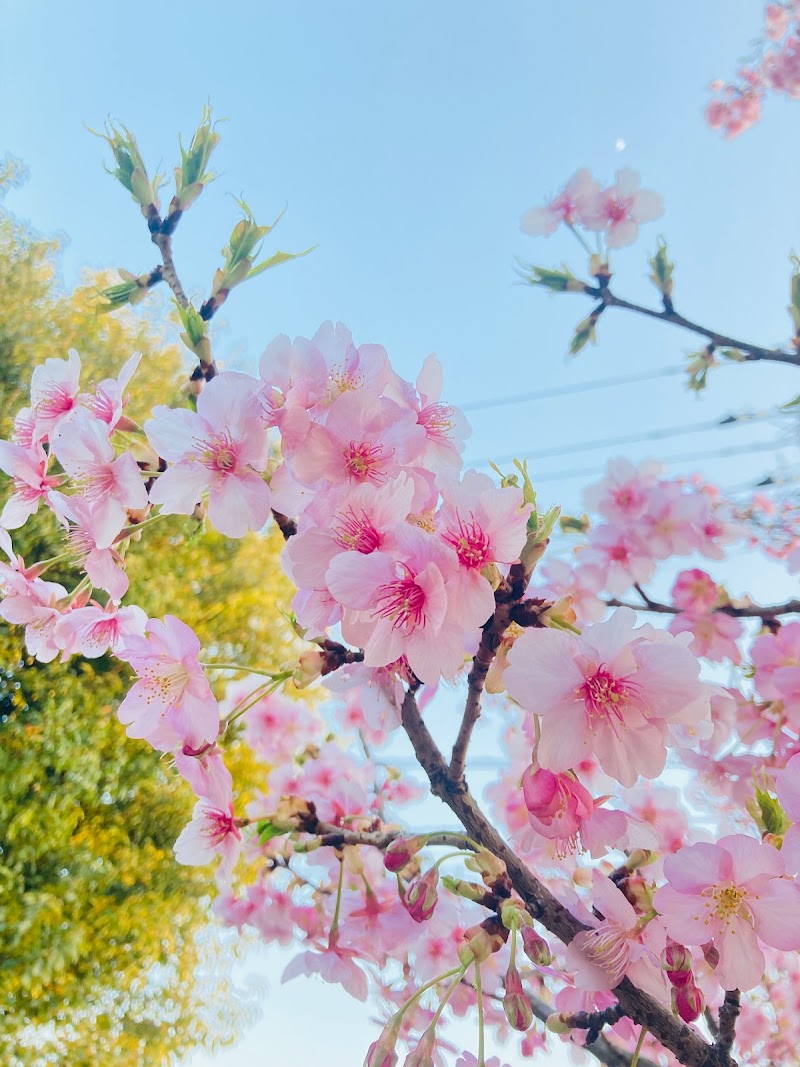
310, 822, 473, 852
399, 687, 732, 1067
581, 286, 800, 368
716, 991, 741, 1058
605, 594, 800, 620
450, 564, 546, 780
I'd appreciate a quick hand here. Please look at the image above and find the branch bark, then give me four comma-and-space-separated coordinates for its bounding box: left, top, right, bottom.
580, 286, 800, 368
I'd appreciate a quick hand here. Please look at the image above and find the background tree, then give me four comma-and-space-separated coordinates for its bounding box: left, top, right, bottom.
0, 165, 297, 1066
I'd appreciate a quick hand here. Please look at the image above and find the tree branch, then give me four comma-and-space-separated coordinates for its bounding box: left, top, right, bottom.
581, 286, 800, 368
605, 593, 800, 620
716, 991, 741, 1058
450, 563, 544, 780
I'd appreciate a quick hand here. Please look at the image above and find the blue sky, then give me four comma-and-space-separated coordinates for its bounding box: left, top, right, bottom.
3, 2, 800, 1063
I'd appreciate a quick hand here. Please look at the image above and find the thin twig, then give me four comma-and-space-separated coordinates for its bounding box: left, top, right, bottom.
716, 990, 741, 1057
577, 286, 800, 368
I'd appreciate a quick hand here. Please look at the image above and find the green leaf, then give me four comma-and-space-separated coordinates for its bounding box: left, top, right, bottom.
649, 239, 674, 301
247, 245, 317, 280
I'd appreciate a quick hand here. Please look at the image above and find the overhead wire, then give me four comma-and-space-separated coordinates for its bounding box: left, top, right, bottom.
457, 364, 685, 413
467, 408, 780, 469
512, 438, 795, 485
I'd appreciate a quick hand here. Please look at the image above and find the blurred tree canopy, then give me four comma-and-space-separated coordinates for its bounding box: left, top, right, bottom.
0, 162, 295, 1065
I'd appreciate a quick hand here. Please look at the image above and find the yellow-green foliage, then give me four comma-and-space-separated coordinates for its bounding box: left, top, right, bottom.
0, 177, 296, 1064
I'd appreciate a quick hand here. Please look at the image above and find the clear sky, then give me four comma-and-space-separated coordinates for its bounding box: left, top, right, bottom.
3, 2, 800, 1064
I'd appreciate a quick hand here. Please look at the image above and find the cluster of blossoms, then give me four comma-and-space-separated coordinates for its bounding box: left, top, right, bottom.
520, 168, 663, 249
707, 2, 800, 137
3, 295, 800, 1063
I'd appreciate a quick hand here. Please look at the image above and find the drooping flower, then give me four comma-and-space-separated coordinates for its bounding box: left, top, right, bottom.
0, 441, 62, 529
654, 834, 800, 991
55, 601, 147, 659
174, 795, 241, 884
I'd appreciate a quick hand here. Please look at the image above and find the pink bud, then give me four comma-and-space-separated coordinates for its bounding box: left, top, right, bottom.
403, 868, 439, 923
364, 1015, 402, 1067
661, 939, 692, 976
521, 765, 559, 816
521, 925, 553, 966
384, 835, 425, 873
672, 981, 704, 1024
503, 963, 534, 1032
402, 1026, 436, 1067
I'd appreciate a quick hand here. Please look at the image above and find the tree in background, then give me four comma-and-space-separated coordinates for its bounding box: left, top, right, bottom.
0, 162, 297, 1065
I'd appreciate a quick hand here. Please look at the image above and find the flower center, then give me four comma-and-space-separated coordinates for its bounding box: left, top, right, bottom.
333, 506, 381, 553
703, 883, 751, 926
581, 922, 631, 983
36, 384, 76, 421
579, 666, 636, 730
606, 195, 633, 223
202, 806, 240, 846
85, 388, 115, 424
418, 402, 454, 442
375, 567, 426, 633
141, 659, 191, 707
199, 431, 239, 473
443, 513, 491, 569
343, 441, 387, 483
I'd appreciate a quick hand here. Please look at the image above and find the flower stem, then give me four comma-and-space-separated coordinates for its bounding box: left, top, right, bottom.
475, 962, 486, 1067
631, 1026, 648, 1067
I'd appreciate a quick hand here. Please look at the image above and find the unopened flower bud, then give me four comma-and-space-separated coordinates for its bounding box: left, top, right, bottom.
503, 963, 533, 1032
403, 868, 439, 923
384, 835, 425, 873
364, 1012, 403, 1067
672, 981, 704, 1024
661, 939, 692, 976
521, 925, 553, 966
440, 876, 492, 904
294, 650, 327, 688
500, 897, 531, 931
624, 848, 658, 871
458, 915, 508, 965
402, 1026, 436, 1067
465, 848, 507, 887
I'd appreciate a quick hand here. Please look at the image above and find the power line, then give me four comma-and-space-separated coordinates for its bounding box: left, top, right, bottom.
509, 438, 794, 485
458, 364, 685, 413
467, 409, 776, 469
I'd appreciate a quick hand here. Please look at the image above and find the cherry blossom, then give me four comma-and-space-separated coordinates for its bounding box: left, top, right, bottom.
505, 608, 710, 787
520, 169, 601, 236
174, 794, 242, 884
115, 615, 219, 750
145, 371, 271, 537
654, 835, 800, 991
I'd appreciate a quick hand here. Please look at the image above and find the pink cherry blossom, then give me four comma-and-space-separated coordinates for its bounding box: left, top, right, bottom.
668, 611, 743, 664
504, 608, 710, 787
520, 169, 601, 236
52, 408, 149, 545
581, 524, 656, 596
670, 569, 720, 615
49, 491, 129, 599
174, 795, 241, 884
29, 348, 82, 438
0, 441, 61, 529
582, 169, 663, 249
54, 601, 147, 659
79, 352, 141, 429
583, 458, 664, 524
654, 835, 800, 991
282, 944, 369, 1002
145, 371, 271, 538
115, 615, 220, 750
327, 527, 465, 683
173, 741, 233, 808
0, 565, 66, 662
566, 870, 665, 992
